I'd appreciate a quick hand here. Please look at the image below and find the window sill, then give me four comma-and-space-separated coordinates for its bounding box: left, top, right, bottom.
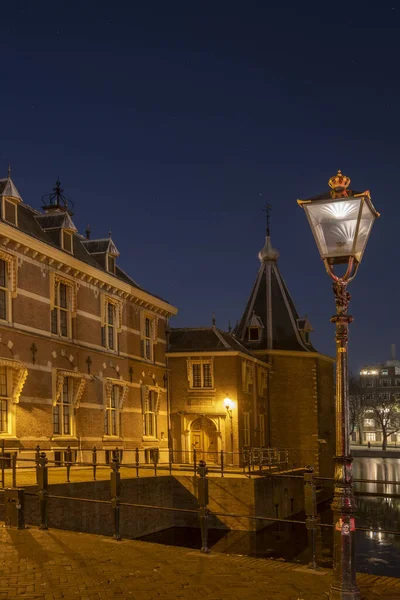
142, 436, 159, 442
0, 435, 18, 440
51, 436, 78, 443
102, 436, 123, 443
187, 388, 216, 393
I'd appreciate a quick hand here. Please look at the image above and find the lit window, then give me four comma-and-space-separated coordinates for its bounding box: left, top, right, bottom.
243, 412, 250, 446
0, 366, 9, 433
144, 390, 158, 437
53, 377, 73, 436
107, 255, 115, 274
365, 432, 376, 442
248, 327, 260, 342
189, 360, 213, 389
52, 282, 71, 338
364, 418, 375, 427
105, 385, 119, 436
62, 230, 73, 254
258, 414, 265, 446
381, 369, 389, 376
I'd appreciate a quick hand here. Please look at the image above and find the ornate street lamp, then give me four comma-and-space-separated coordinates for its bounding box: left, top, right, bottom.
298, 170, 380, 600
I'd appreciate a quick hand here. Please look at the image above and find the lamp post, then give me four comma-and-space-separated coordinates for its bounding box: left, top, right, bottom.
224, 397, 234, 465
298, 170, 379, 600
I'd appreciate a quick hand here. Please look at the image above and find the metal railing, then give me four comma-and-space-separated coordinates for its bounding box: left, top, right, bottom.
1, 453, 399, 571
0, 445, 308, 487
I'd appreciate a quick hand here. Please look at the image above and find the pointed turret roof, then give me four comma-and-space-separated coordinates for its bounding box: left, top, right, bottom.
0, 177, 22, 201
236, 234, 316, 352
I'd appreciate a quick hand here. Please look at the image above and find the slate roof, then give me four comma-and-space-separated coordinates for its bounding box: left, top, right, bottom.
168, 327, 256, 357
235, 236, 316, 353
82, 238, 120, 256
0, 178, 169, 303
0, 177, 22, 200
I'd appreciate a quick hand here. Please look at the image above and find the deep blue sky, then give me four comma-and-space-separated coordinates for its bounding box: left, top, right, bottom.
1, 1, 399, 369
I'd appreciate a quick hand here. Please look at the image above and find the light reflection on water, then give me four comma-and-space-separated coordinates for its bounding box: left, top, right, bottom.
139, 457, 400, 577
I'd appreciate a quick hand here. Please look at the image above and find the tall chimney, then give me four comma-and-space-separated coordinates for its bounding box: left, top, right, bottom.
391, 343, 396, 360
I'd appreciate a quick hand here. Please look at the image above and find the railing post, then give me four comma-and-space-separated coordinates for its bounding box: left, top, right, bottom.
193, 448, 197, 476
153, 448, 158, 476
65, 445, 72, 483
220, 449, 224, 477
1, 438, 5, 488
248, 449, 252, 479
169, 448, 173, 475
242, 448, 246, 476
92, 446, 97, 481
197, 460, 209, 553
285, 449, 289, 471
37, 452, 48, 530
135, 447, 140, 477
110, 454, 121, 540
12, 453, 16, 488
304, 465, 318, 570
4, 488, 25, 529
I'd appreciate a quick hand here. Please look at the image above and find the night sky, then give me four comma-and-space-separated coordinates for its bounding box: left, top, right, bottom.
1, 1, 398, 370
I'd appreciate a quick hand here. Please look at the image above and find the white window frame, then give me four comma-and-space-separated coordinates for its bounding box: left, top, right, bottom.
61, 230, 73, 254
242, 361, 253, 393
105, 384, 120, 437
364, 418, 375, 427
379, 392, 390, 401
258, 369, 268, 397
380, 379, 391, 387
3, 199, 17, 226
365, 432, 376, 442
141, 386, 160, 439
51, 280, 72, 338
243, 412, 250, 446
102, 301, 117, 350
0, 258, 11, 323
107, 254, 116, 274
248, 327, 260, 342
0, 367, 13, 435
53, 376, 74, 437
187, 359, 213, 389
258, 414, 265, 446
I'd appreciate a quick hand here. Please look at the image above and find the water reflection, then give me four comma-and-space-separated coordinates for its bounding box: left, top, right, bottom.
139, 458, 400, 577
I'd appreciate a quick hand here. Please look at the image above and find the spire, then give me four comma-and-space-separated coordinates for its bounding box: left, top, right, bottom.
0, 167, 22, 201
7, 164, 11, 179
212, 313, 216, 327
236, 211, 315, 353
258, 203, 279, 262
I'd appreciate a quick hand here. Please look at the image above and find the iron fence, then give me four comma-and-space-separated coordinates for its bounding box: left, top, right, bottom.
1, 452, 399, 570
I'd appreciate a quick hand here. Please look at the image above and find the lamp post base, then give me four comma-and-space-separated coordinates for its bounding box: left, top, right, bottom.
329, 585, 362, 600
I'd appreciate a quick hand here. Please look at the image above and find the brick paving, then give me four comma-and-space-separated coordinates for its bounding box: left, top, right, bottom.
0, 526, 398, 600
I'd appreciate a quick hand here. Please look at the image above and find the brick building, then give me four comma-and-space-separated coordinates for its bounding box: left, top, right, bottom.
234, 231, 335, 474
167, 326, 270, 462
0, 174, 177, 465
168, 225, 335, 474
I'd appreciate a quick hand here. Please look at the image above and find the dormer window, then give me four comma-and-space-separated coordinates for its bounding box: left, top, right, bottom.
248, 327, 260, 342
62, 230, 73, 254
107, 255, 115, 274
3, 200, 17, 226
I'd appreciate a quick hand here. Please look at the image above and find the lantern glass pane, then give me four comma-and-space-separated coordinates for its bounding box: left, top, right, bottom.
304, 197, 367, 260
353, 199, 375, 262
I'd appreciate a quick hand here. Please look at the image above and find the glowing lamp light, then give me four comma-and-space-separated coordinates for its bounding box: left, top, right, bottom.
224, 397, 233, 411
297, 171, 380, 266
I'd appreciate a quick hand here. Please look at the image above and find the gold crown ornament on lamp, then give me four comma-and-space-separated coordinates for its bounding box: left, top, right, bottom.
328, 170, 351, 197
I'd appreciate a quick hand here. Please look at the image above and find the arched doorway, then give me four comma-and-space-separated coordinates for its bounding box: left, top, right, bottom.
190, 417, 218, 463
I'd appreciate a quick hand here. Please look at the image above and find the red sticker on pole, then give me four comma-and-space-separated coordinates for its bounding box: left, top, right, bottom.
335, 518, 355, 534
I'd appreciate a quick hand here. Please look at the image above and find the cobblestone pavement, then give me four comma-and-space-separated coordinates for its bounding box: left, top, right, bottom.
0, 526, 398, 600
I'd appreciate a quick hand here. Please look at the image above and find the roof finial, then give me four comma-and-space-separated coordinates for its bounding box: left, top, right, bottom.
85, 224, 91, 240
212, 312, 216, 327
262, 203, 272, 237
7, 164, 11, 179
228, 320, 232, 333
109, 230, 112, 238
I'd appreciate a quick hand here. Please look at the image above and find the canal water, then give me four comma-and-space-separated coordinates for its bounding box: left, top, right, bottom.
139, 457, 400, 577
